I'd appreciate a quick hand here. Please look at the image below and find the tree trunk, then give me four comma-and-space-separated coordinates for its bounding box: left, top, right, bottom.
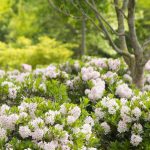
81, 14, 86, 56
130, 61, 144, 89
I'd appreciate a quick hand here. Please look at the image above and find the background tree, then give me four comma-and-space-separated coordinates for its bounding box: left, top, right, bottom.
48, 0, 117, 57
49, 0, 150, 88
0, 0, 150, 82
0, 0, 116, 57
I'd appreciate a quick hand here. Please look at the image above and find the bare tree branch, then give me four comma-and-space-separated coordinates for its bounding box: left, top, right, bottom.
112, 2, 128, 19
114, 0, 128, 52
73, 0, 103, 32
48, 0, 82, 19
143, 37, 150, 49
113, 0, 134, 68
91, 7, 124, 36
75, 0, 124, 36
97, 10, 125, 36
128, 0, 143, 56
84, 0, 132, 58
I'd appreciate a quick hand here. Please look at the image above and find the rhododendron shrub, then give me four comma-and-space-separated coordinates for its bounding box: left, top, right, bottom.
93, 92, 150, 149
0, 56, 150, 149
65, 57, 139, 103
0, 97, 98, 149
0, 65, 69, 105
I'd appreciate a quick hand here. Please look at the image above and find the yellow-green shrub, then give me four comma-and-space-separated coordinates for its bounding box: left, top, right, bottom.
0, 36, 74, 69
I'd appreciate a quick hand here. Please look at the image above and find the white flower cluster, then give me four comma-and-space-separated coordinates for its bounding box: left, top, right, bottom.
120, 105, 131, 123
33, 64, 68, 80
132, 123, 143, 134
85, 78, 105, 101
130, 134, 142, 146
87, 58, 107, 69
101, 97, 119, 115
94, 108, 105, 120
19, 126, 31, 139
1, 81, 18, 99
15, 72, 30, 82
70, 117, 95, 146
102, 71, 118, 84
115, 83, 132, 98
81, 67, 100, 81
66, 80, 74, 89
117, 120, 128, 133
84, 116, 94, 127
117, 105, 143, 137
0, 114, 19, 131
74, 60, 80, 71
67, 106, 81, 124
101, 122, 111, 134
8, 87, 17, 99
108, 59, 121, 71
87, 58, 121, 72
45, 110, 60, 125
22, 64, 32, 72
132, 107, 142, 120
45, 65, 60, 78
73, 123, 93, 140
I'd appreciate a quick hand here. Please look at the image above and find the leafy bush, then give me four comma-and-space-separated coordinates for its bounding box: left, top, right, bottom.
0, 66, 69, 105
0, 36, 73, 69
0, 56, 150, 149
0, 97, 98, 149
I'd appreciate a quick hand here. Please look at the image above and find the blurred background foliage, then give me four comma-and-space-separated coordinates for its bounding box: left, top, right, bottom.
0, 36, 73, 69
0, 0, 149, 69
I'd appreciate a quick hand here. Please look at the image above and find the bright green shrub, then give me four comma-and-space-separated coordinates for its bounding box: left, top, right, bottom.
0, 36, 73, 69
27, 36, 74, 67
0, 48, 32, 69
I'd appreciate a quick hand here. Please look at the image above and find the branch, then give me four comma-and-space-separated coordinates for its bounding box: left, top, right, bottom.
96, 9, 125, 36
143, 37, 150, 49
143, 49, 150, 65
84, 0, 132, 58
112, 2, 128, 19
74, 0, 103, 32
114, 0, 128, 53
83, 0, 125, 36
48, 0, 82, 19
74, 0, 125, 36
49, 0, 102, 32
122, 0, 129, 10
128, 0, 143, 56
83, 14, 103, 32
113, 0, 135, 69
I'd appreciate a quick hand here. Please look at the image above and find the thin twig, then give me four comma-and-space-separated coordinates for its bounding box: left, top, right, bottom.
90, 1, 125, 36
143, 38, 150, 49
48, 0, 82, 20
